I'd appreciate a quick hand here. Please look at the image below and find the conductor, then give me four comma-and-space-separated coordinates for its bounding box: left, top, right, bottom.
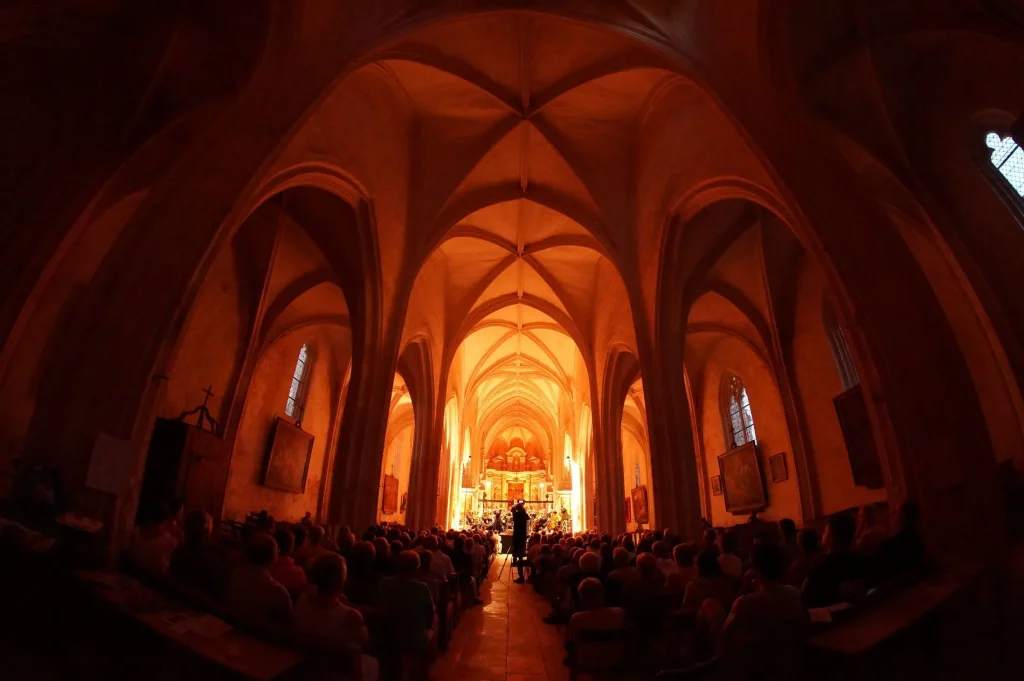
511, 500, 529, 583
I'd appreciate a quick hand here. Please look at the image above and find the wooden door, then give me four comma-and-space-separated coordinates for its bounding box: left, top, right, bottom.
182, 427, 229, 519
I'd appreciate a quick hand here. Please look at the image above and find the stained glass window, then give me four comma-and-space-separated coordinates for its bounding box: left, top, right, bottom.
722, 374, 756, 449
986, 132, 1024, 197
285, 344, 309, 417
634, 462, 641, 488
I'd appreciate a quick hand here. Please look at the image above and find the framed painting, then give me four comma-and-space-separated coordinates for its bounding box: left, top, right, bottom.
263, 418, 314, 493
718, 442, 766, 514
507, 482, 524, 501
710, 475, 723, 496
630, 485, 649, 524
382, 474, 399, 514
769, 452, 789, 483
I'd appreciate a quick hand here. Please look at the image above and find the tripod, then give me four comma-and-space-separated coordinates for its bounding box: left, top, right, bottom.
496, 539, 514, 581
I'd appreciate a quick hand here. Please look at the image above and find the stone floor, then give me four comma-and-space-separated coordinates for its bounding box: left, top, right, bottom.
433, 558, 570, 681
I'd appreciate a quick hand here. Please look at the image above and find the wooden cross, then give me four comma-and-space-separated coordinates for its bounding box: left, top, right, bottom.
201, 385, 215, 406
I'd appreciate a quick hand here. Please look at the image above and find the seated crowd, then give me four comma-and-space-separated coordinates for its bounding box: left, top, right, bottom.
124, 499, 926, 679
519, 501, 928, 677
126, 503, 498, 680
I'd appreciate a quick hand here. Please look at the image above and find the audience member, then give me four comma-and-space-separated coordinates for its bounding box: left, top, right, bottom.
344, 541, 380, 606
665, 543, 697, 597
424, 535, 455, 581
269, 527, 309, 599
376, 551, 436, 653
717, 530, 743, 579
130, 502, 179, 576
295, 553, 370, 653
168, 510, 228, 597
786, 528, 823, 589
653, 540, 678, 577
875, 500, 927, 582
719, 543, 807, 679
227, 531, 293, 626
416, 549, 444, 604
854, 504, 887, 556
295, 525, 330, 568
681, 549, 731, 615
567, 578, 626, 670
802, 513, 867, 608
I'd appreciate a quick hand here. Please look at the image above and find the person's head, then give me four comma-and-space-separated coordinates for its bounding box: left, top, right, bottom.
423, 535, 439, 551
636, 552, 659, 577
673, 543, 695, 568
245, 531, 278, 568
274, 527, 296, 558
373, 536, 390, 557
798, 528, 821, 556
579, 550, 602, 575
827, 513, 857, 551
309, 553, 348, 595
396, 550, 420, 576
291, 523, 308, 548
898, 500, 920, 532
779, 518, 797, 542
720, 530, 739, 555
183, 510, 212, 546
652, 540, 669, 559
578, 577, 606, 610
390, 540, 404, 557
751, 542, 785, 584
337, 530, 355, 553
612, 546, 631, 569
696, 550, 723, 579
417, 548, 433, 571
570, 547, 584, 566
348, 541, 376, 576
622, 536, 635, 552
308, 525, 324, 546
702, 528, 717, 546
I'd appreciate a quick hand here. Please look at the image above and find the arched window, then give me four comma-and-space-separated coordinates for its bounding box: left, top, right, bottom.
721, 374, 756, 449
986, 132, 1024, 197
823, 305, 860, 391
285, 343, 310, 417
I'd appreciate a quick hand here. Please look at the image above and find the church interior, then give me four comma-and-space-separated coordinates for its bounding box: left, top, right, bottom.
2, 2, 1024, 680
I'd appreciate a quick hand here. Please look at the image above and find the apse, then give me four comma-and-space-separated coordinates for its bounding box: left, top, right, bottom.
441, 302, 592, 532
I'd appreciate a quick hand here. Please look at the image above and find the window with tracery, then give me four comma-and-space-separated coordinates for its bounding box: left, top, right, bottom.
285, 344, 309, 417
823, 304, 860, 392
634, 462, 641, 489
986, 132, 1024, 197
721, 374, 756, 450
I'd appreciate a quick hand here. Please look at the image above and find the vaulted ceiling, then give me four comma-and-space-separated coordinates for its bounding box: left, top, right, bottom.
378, 14, 678, 452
